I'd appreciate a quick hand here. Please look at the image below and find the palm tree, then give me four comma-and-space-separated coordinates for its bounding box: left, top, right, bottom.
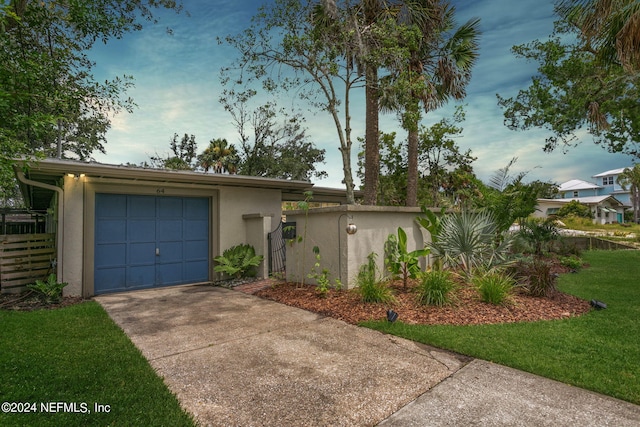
558, 0, 640, 72
616, 164, 640, 223
198, 138, 238, 174
380, 3, 480, 206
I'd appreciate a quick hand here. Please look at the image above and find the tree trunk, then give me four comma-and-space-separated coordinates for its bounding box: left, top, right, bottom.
363, 64, 379, 205
406, 127, 419, 207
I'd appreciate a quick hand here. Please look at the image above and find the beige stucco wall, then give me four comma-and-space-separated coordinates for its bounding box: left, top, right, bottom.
58, 175, 281, 296
285, 205, 435, 289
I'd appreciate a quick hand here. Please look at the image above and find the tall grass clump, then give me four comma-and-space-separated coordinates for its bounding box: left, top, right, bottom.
357, 253, 395, 304
415, 270, 456, 306
473, 271, 514, 305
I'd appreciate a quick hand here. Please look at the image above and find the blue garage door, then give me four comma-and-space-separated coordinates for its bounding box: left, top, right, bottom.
94, 194, 209, 294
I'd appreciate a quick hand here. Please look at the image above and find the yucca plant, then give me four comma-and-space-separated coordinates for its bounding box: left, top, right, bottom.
432, 210, 512, 280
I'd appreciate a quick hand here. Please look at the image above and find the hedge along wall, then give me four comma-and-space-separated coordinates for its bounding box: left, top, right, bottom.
284, 205, 438, 289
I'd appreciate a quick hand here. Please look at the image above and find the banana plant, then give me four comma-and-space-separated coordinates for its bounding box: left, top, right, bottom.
385, 227, 430, 289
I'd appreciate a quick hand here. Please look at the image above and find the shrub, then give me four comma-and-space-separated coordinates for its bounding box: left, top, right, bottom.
560, 255, 583, 271
27, 274, 68, 303
508, 257, 556, 297
473, 271, 514, 305
415, 270, 456, 306
434, 210, 512, 279
557, 201, 593, 218
384, 228, 430, 289
517, 218, 559, 256
357, 253, 395, 304
214, 244, 263, 278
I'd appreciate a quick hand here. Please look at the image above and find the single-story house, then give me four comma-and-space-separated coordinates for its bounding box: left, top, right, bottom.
11, 158, 351, 297
534, 195, 626, 224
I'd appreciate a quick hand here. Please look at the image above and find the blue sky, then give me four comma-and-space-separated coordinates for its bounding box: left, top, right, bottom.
89, 0, 632, 189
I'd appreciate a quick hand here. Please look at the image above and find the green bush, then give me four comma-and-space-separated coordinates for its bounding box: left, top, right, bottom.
557, 201, 593, 218
473, 271, 514, 305
214, 244, 263, 278
560, 255, 583, 271
27, 274, 68, 304
357, 253, 395, 304
415, 270, 456, 306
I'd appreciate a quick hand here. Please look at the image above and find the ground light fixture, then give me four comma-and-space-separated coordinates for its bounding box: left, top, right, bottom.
590, 300, 607, 310
387, 309, 398, 322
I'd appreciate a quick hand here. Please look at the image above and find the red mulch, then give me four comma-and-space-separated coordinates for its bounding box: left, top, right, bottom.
255, 264, 592, 326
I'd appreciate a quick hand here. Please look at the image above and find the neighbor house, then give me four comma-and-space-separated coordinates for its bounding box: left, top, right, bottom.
535, 167, 632, 224
8, 158, 350, 297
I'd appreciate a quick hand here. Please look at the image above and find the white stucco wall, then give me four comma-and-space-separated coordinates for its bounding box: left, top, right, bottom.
285, 206, 436, 289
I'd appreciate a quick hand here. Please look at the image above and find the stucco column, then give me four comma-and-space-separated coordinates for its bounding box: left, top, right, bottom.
62, 174, 85, 296
242, 213, 273, 279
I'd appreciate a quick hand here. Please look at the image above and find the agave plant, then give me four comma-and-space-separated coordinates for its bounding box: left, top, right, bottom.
431, 210, 512, 280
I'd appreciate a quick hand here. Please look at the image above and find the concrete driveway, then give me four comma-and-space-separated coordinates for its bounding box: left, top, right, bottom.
96, 284, 640, 426
95, 284, 466, 426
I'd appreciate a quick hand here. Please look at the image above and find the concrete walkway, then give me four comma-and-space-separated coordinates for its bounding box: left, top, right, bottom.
95, 284, 640, 426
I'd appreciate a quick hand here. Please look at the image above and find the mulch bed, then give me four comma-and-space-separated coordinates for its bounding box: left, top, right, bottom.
255, 259, 592, 326
0, 291, 86, 312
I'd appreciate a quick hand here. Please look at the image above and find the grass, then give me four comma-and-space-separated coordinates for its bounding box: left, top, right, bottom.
362, 250, 640, 405
0, 301, 195, 427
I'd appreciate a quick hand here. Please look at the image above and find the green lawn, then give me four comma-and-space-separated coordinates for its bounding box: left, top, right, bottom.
0, 301, 194, 427
363, 250, 640, 405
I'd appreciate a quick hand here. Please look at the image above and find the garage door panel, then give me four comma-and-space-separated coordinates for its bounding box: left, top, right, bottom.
127, 265, 155, 287
95, 243, 126, 267
156, 263, 184, 285
158, 241, 183, 262
184, 198, 208, 218
95, 220, 126, 243
128, 196, 155, 217
95, 268, 126, 292
157, 197, 183, 217
184, 240, 208, 258
129, 242, 156, 264
184, 219, 208, 240
96, 194, 127, 217
95, 194, 209, 295
157, 219, 183, 241
128, 220, 156, 242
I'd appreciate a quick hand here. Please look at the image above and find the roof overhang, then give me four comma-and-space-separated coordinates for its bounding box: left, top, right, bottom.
15, 158, 355, 211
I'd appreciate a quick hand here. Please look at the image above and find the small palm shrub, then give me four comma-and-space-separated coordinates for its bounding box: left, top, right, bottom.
433, 210, 512, 280
357, 253, 395, 304
415, 270, 456, 306
517, 219, 559, 256
214, 244, 263, 278
473, 271, 514, 305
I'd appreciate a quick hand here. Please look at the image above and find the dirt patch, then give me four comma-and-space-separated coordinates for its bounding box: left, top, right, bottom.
255, 265, 592, 326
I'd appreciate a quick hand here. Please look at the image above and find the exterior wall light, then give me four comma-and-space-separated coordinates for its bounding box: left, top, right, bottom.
67, 173, 85, 180
346, 222, 357, 235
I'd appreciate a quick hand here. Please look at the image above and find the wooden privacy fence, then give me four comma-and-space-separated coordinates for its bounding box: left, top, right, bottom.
0, 234, 56, 290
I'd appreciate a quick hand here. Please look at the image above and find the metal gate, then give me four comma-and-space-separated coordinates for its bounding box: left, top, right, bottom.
267, 221, 295, 276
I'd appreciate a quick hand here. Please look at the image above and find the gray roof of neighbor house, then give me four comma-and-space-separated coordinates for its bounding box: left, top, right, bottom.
538, 195, 624, 206
592, 167, 629, 178
14, 158, 357, 211
558, 179, 601, 192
